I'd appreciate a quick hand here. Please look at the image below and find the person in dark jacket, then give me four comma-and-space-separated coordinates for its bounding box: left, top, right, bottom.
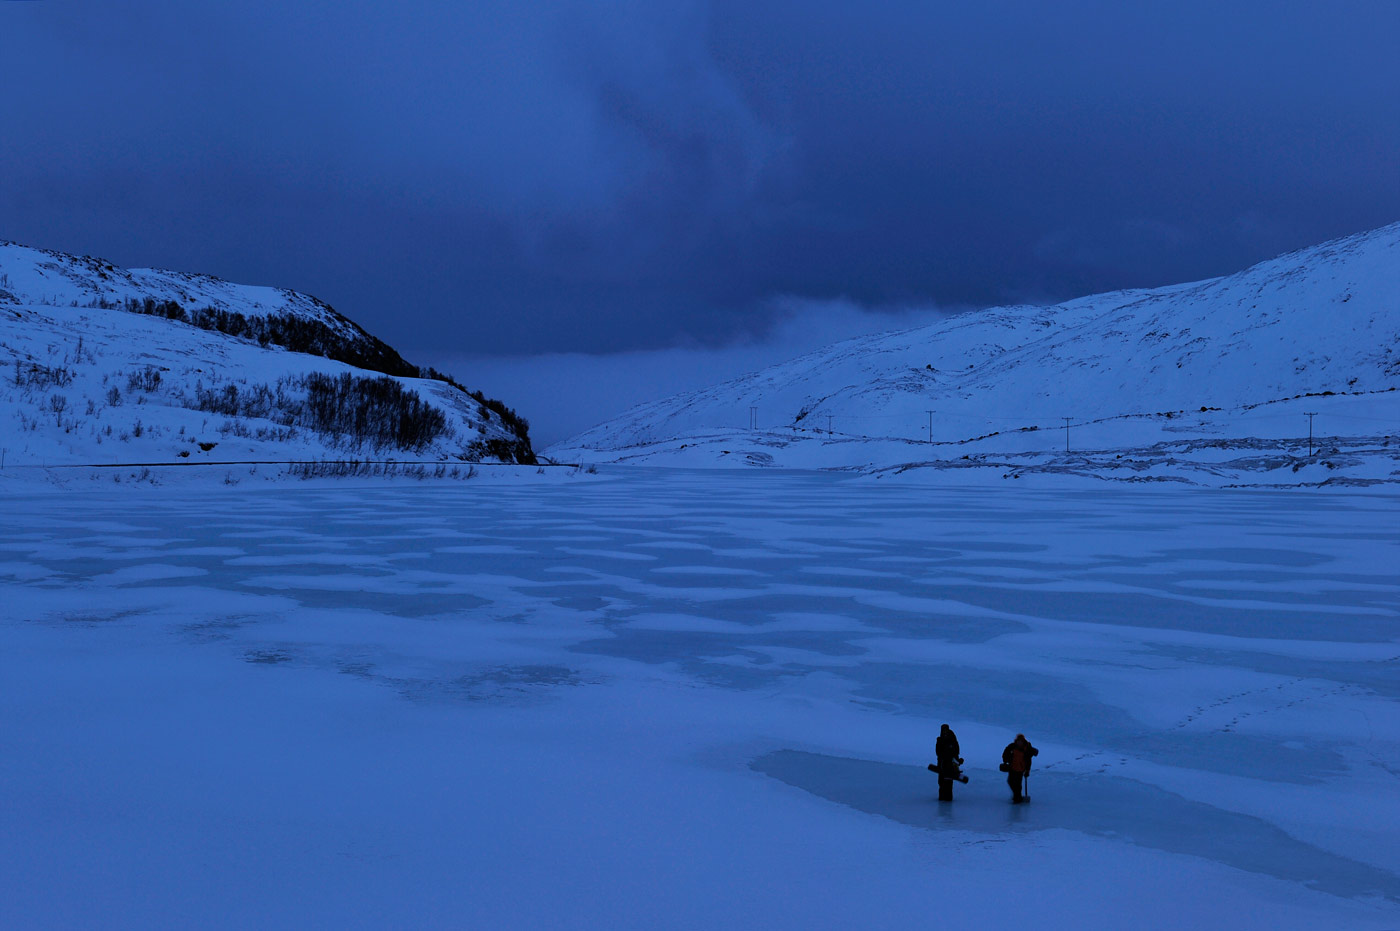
935, 724, 962, 801
1001, 733, 1038, 803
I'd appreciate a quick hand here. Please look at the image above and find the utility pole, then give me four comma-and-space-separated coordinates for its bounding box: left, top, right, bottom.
925, 410, 934, 444
1063, 417, 1072, 453
827, 414, 833, 435
1304, 412, 1317, 457
749, 406, 758, 430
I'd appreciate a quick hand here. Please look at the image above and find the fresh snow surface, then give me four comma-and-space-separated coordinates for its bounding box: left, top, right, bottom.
0, 240, 358, 335
2, 469, 1397, 929
551, 223, 1400, 485
0, 242, 528, 466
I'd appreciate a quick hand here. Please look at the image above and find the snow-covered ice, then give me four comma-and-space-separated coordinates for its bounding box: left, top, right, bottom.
1, 469, 1397, 928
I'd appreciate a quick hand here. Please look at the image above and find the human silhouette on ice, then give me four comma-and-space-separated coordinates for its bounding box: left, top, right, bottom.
1001, 733, 1038, 803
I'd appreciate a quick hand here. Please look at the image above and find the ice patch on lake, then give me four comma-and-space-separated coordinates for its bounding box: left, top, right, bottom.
752, 749, 1400, 902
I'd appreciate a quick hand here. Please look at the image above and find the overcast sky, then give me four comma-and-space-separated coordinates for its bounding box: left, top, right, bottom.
3, 2, 1398, 443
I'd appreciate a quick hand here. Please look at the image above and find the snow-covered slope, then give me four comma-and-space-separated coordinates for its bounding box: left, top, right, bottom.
0, 240, 375, 343
0, 241, 535, 471
552, 223, 1400, 486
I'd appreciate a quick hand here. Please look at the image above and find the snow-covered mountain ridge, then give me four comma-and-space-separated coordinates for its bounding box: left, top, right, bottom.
552, 223, 1400, 486
0, 241, 536, 473
0, 239, 427, 377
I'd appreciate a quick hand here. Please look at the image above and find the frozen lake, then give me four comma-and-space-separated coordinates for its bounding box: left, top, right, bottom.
2, 469, 1397, 928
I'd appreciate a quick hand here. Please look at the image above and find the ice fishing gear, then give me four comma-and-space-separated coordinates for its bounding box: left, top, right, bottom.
927, 761, 969, 783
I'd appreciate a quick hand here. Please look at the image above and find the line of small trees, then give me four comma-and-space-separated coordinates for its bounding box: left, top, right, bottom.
123, 297, 421, 378
300, 372, 447, 451
465, 389, 531, 443
285, 460, 478, 480
192, 372, 449, 453
120, 296, 534, 453
467, 437, 536, 464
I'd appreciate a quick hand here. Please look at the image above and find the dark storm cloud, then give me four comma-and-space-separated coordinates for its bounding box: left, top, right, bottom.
1, 1, 1397, 358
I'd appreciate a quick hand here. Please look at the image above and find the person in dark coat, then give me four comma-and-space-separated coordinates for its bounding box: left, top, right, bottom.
935, 724, 962, 801
1001, 733, 1038, 803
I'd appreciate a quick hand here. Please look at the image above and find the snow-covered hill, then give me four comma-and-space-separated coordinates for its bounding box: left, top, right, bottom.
552, 223, 1400, 486
0, 241, 535, 473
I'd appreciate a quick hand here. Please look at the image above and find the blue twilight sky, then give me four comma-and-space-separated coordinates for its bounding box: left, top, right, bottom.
2, 2, 1398, 441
